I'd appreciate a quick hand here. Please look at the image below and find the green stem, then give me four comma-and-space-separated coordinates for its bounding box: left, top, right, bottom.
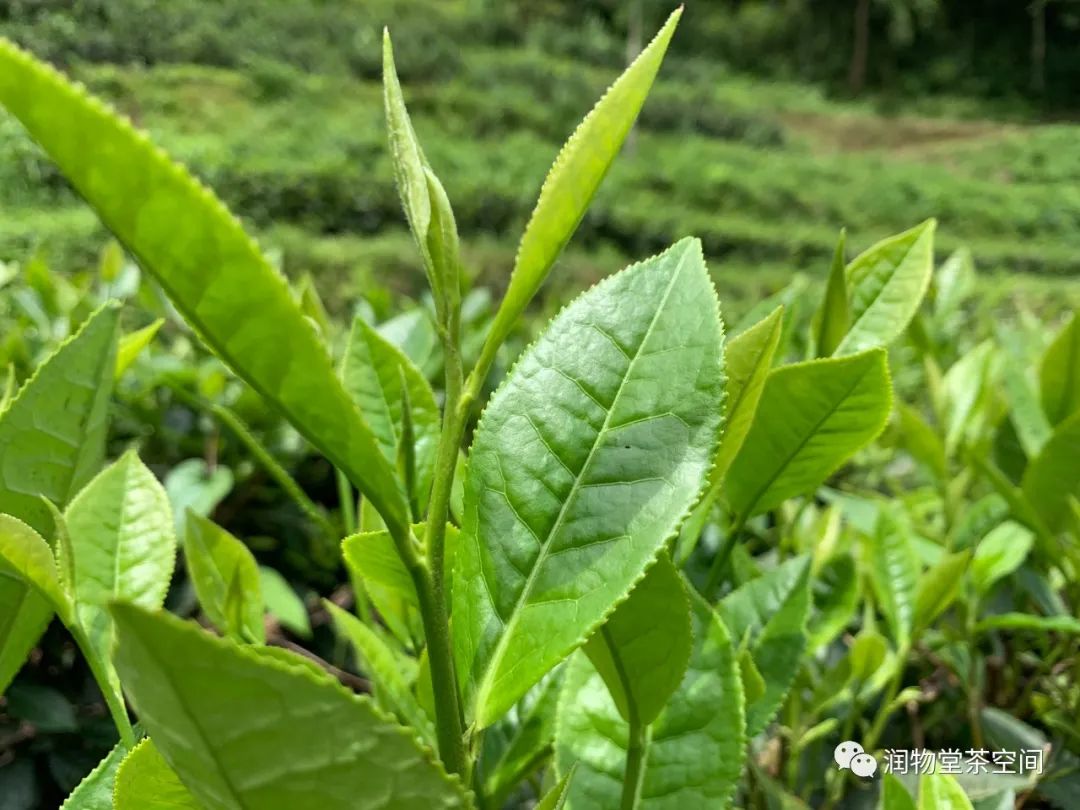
73, 627, 135, 748
620, 712, 650, 810
337, 468, 357, 536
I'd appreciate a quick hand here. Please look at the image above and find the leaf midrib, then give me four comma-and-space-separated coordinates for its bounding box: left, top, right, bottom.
477, 249, 691, 710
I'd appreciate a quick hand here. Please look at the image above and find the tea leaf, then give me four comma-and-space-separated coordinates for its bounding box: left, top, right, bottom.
184, 512, 264, 644
976, 612, 1080, 635
455, 238, 725, 728
913, 550, 971, 634
583, 554, 691, 727
866, 507, 919, 646
554, 589, 745, 809
64, 450, 176, 695
1040, 311, 1079, 426
726, 349, 891, 519
343, 523, 460, 612
343, 317, 439, 511
484, 675, 562, 806
882, 772, 917, 810
115, 319, 164, 379
0, 515, 74, 625
1022, 410, 1080, 533
483, 9, 681, 356
0, 38, 410, 536
536, 767, 576, 810
808, 555, 859, 651
110, 604, 471, 809
114, 739, 199, 810
59, 738, 132, 810
918, 772, 973, 810
898, 403, 947, 482
325, 601, 434, 744
1000, 352, 1051, 458
972, 521, 1034, 596
835, 219, 936, 355
258, 566, 311, 638
813, 230, 850, 357
942, 340, 995, 455
717, 555, 811, 736
0, 305, 117, 692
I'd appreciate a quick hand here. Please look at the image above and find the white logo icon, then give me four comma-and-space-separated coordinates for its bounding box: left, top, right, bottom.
835, 741, 878, 778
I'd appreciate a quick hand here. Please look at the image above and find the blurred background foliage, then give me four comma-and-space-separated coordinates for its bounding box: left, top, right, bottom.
1, 1, 1080, 807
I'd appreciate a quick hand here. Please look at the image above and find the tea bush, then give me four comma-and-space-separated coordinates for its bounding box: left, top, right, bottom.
0, 8, 1079, 810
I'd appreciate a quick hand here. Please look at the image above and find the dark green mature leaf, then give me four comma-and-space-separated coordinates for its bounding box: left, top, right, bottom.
111, 604, 471, 809
343, 317, 440, 511
0, 305, 117, 692
866, 506, 918, 646
0, 37, 410, 535
726, 349, 891, 519
717, 555, 811, 736
482, 9, 681, 356
584, 554, 691, 727
114, 739, 199, 810
454, 238, 725, 728
913, 551, 970, 634
184, 512, 264, 644
64, 451, 176, 695
60, 739, 132, 810
1040, 312, 1079, 426
325, 601, 433, 744
1022, 411, 1080, 533
835, 219, 935, 355
813, 229, 850, 357
554, 590, 745, 809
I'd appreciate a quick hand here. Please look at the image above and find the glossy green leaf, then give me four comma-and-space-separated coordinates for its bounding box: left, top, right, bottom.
454, 238, 725, 728
183, 512, 264, 644
813, 229, 850, 357
484, 675, 562, 807
258, 566, 311, 638
1040, 311, 1079, 426
835, 219, 935, 355
64, 450, 176, 693
554, 590, 745, 809
343, 317, 439, 512
114, 738, 199, 810
1022, 410, 1080, 532
727, 349, 891, 519
483, 9, 681, 355
882, 772, 918, 810
918, 772, 974, 810
866, 506, 918, 646
976, 612, 1080, 635
115, 319, 164, 379
0, 37, 410, 535
325, 601, 434, 744
111, 604, 471, 809
971, 521, 1034, 596
711, 305, 783, 489
584, 554, 691, 727
536, 767, 576, 810
717, 555, 811, 736
0, 305, 117, 692
59, 738, 132, 810
913, 550, 970, 634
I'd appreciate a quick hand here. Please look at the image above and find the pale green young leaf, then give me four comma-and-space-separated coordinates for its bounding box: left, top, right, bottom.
0, 38, 410, 536
454, 238, 725, 729
808, 554, 859, 651
913, 550, 971, 634
0, 364, 14, 412
324, 601, 434, 744
882, 772, 918, 810
1022, 408, 1080, 534
583, 554, 691, 727
0, 514, 75, 625
1000, 353, 1051, 458
258, 566, 312, 638
110, 604, 471, 809
813, 229, 850, 357
898, 403, 947, 482
554, 589, 745, 809
343, 523, 460, 614
296, 273, 331, 337
484, 675, 562, 807
710, 305, 784, 490
64, 450, 176, 691
976, 612, 1080, 635
114, 738, 199, 810
918, 772, 974, 810
865, 506, 919, 646
933, 246, 975, 320
115, 319, 164, 379
183, 511, 264, 644
482, 9, 681, 356
726, 349, 891, 519
59, 738, 132, 810
0, 305, 117, 692
942, 340, 995, 455
848, 630, 889, 684
971, 521, 1034, 596
343, 317, 439, 511
536, 767, 576, 810
835, 220, 935, 355
1040, 311, 1079, 426
717, 555, 811, 736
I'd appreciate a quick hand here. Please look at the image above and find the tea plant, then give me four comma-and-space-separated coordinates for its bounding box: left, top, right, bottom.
0, 7, 1078, 810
